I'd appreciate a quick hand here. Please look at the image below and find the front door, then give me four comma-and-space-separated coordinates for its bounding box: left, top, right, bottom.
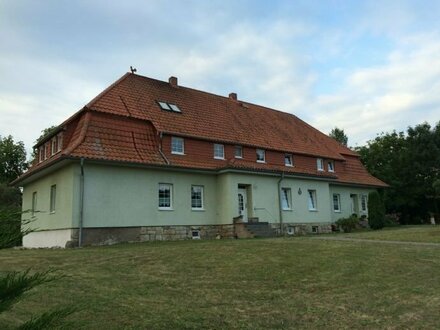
238, 188, 248, 221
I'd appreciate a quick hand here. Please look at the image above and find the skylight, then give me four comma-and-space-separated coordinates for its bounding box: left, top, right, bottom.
157, 101, 181, 113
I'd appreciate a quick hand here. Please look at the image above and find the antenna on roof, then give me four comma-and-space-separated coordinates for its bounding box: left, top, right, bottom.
130, 66, 137, 74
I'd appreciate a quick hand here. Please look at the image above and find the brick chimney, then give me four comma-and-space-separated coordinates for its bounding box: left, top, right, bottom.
169, 76, 178, 88
229, 92, 237, 101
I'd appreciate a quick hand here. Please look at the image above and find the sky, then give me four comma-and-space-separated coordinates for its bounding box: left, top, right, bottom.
1, 0, 439, 156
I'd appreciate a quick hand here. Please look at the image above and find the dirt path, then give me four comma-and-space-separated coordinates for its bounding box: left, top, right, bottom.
312, 236, 440, 247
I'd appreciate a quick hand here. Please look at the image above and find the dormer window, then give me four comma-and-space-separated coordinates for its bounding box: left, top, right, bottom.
285, 154, 293, 167
328, 161, 335, 172
234, 146, 243, 158
51, 137, 57, 156
317, 158, 324, 171
56, 133, 63, 152
38, 147, 44, 163
158, 101, 181, 113
256, 149, 266, 163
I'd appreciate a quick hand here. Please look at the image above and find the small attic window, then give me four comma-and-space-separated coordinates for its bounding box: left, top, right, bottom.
157, 101, 181, 113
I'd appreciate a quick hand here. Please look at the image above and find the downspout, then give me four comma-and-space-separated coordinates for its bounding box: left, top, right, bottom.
79, 158, 85, 247
278, 172, 285, 235
158, 132, 170, 165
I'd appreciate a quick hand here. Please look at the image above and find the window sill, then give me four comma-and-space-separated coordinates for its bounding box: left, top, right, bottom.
191, 208, 205, 212
334, 210, 341, 213
171, 152, 185, 156
158, 208, 174, 211
214, 157, 225, 160
308, 209, 318, 212
285, 164, 293, 167
328, 170, 335, 173
234, 156, 243, 159
317, 169, 324, 172
282, 208, 292, 212
256, 160, 266, 163
50, 211, 56, 215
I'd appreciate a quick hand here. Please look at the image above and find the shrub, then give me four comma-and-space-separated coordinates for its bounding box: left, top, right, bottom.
368, 191, 385, 230
336, 215, 359, 233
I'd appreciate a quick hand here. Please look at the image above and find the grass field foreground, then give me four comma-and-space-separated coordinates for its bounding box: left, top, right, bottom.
0, 226, 440, 329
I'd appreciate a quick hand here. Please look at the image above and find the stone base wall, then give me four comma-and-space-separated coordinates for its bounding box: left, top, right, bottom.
270, 223, 333, 236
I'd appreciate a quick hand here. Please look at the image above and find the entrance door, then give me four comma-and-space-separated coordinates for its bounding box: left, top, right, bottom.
238, 188, 248, 221
350, 194, 358, 215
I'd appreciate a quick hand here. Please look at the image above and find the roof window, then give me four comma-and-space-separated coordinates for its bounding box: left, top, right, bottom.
158, 101, 181, 113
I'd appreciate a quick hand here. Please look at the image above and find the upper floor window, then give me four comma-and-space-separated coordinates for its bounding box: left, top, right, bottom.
214, 144, 225, 159
191, 185, 204, 210
333, 193, 341, 212
158, 183, 173, 210
281, 188, 292, 210
171, 137, 184, 155
328, 161, 335, 172
317, 158, 324, 171
43, 143, 48, 161
234, 146, 243, 158
256, 149, 265, 163
38, 147, 44, 163
56, 133, 63, 152
285, 154, 293, 167
51, 137, 57, 156
361, 195, 368, 212
308, 189, 317, 211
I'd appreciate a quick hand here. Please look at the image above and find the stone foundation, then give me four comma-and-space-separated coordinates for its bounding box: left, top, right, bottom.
270, 223, 332, 236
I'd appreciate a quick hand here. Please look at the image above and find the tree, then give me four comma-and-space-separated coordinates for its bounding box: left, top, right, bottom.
329, 127, 348, 146
0, 135, 28, 184
368, 191, 385, 230
30, 125, 59, 162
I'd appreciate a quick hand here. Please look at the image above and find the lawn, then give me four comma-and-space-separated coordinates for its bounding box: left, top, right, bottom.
340, 225, 440, 243
1, 227, 440, 329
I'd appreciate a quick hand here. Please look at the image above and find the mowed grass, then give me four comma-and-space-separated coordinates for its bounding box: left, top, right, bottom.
0, 228, 440, 329
341, 225, 440, 243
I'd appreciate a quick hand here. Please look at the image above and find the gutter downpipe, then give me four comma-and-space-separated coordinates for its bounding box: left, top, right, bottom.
158, 132, 170, 165
278, 172, 285, 235
79, 158, 85, 247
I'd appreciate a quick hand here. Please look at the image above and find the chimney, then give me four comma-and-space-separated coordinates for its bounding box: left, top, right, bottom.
229, 92, 237, 101
169, 76, 178, 88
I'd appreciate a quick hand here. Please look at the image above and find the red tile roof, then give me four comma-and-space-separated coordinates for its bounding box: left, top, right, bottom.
14, 72, 387, 187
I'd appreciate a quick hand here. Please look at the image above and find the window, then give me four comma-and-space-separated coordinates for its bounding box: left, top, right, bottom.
285, 154, 293, 166
171, 137, 184, 155
51, 137, 57, 156
234, 146, 243, 158
214, 144, 225, 159
312, 226, 319, 233
50, 185, 56, 213
158, 101, 181, 112
317, 158, 324, 171
281, 188, 292, 210
158, 184, 173, 209
56, 134, 63, 152
361, 195, 368, 212
192, 230, 201, 239
32, 192, 37, 216
328, 161, 335, 172
287, 226, 295, 235
333, 193, 341, 212
308, 190, 317, 211
38, 147, 44, 163
256, 149, 265, 163
191, 185, 204, 210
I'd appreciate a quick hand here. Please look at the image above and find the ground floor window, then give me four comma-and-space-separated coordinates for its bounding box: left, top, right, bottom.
308, 190, 317, 211
281, 188, 292, 210
32, 192, 37, 216
158, 183, 173, 209
50, 185, 56, 213
333, 193, 341, 212
191, 185, 204, 210
361, 194, 368, 212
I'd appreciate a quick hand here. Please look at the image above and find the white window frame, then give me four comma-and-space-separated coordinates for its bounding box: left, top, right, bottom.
317, 158, 324, 171
234, 146, 243, 159
51, 137, 57, 156
328, 161, 335, 172
50, 185, 56, 213
361, 194, 368, 212
171, 137, 184, 155
281, 187, 292, 210
256, 149, 266, 163
38, 147, 44, 163
191, 185, 204, 210
213, 144, 225, 160
158, 183, 173, 210
43, 143, 48, 160
284, 154, 293, 167
333, 193, 341, 212
308, 189, 317, 211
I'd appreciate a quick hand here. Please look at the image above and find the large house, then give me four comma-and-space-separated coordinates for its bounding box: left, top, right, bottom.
13, 72, 387, 248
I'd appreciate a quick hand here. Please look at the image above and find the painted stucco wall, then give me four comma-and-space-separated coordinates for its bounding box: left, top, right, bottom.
21, 164, 76, 231
80, 164, 219, 227
329, 185, 375, 222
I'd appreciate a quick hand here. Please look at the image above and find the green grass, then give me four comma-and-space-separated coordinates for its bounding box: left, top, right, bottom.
340, 225, 440, 243
1, 227, 440, 329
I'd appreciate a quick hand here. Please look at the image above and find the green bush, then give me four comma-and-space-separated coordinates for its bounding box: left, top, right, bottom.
368, 191, 385, 230
336, 215, 359, 233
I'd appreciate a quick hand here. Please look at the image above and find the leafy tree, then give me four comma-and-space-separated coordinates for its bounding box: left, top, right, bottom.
329, 127, 348, 146
368, 191, 385, 229
30, 125, 59, 161
0, 135, 28, 184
